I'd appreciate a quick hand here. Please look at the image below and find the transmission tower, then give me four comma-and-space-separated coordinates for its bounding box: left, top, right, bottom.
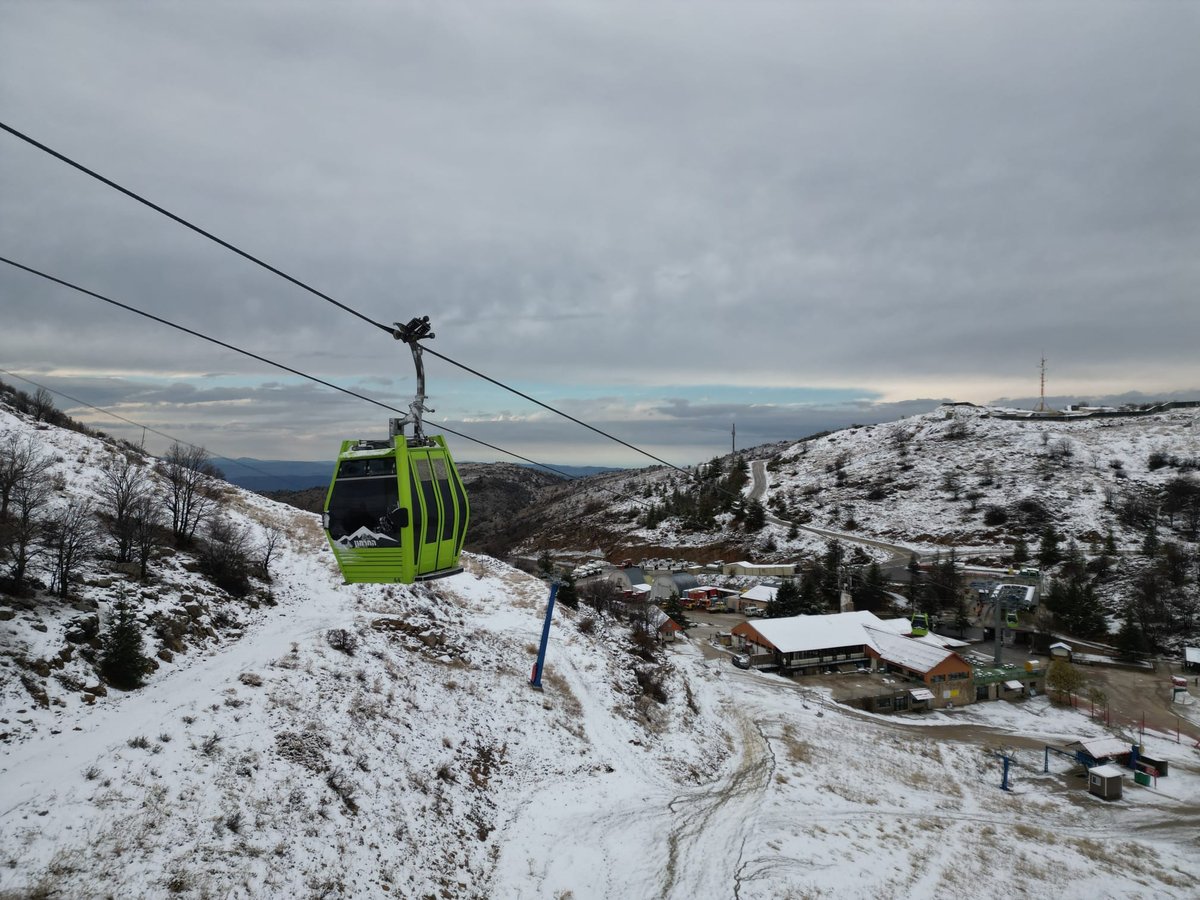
1037, 356, 1047, 413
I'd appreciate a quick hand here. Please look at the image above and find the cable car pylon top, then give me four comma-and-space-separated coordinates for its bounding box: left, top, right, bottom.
391, 315, 435, 445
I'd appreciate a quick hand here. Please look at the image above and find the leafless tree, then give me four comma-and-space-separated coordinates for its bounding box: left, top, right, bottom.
45, 499, 98, 597
0, 459, 54, 592
31, 387, 56, 422
130, 493, 164, 580
162, 442, 219, 544
198, 515, 254, 596
98, 454, 153, 562
259, 523, 285, 582
0, 433, 52, 519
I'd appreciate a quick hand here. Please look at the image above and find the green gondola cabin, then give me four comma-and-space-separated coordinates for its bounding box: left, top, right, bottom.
323, 433, 468, 583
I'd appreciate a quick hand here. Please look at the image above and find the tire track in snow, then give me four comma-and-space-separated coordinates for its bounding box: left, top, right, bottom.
659, 711, 775, 899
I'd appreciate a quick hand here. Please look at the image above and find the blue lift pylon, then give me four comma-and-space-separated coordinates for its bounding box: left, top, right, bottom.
991, 750, 1017, 791
529, 579, 560, 690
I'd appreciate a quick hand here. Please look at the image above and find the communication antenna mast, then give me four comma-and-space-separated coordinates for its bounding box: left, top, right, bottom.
1037, 356, 1047, 413
731, 422, 736, 455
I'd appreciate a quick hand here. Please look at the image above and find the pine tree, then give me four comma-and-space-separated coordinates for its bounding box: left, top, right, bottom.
797, 571, 826, 615
1011, 536, 1029, 566
768, 579, 802, 618
1114, 604, 1149, 660
1103, 528, 1117, 556
99, 600, 153, 690
557, 572, 579, 610
661, 591, 690, 630
1037, 525, 1062, 567
851, 562, 888, 613
1141, 526, 1159, 559
743, 499, 766, 531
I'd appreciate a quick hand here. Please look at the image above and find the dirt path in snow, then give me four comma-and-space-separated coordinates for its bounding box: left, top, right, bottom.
660, 712, 774, 899
0, 554, 349, 820
748, 458, 917, 564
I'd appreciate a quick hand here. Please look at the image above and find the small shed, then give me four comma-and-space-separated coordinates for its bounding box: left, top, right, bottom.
1185, 647, 1200, 672
1049, 641, 1073, 660
1088, 764, 1124, 801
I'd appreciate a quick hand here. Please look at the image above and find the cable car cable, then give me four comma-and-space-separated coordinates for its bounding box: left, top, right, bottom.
0, 121, 693, 478
0, 256, 399, 416
0, 367, 279, 482
0, 255, 629, 492
0, 121, 392, 338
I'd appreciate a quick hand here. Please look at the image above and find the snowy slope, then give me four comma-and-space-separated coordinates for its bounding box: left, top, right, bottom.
4, 406, 1200, 898
761, 403, 1200, 555
514, 403, 1200, 561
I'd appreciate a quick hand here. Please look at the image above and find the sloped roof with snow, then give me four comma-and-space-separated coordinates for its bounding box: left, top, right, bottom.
736, 611, 900, 654
874, 617, 912, 636
741, 584, 778, 603
1076, 737, 1132, 760
864, 626, 958, 674
647, 606, 681, 632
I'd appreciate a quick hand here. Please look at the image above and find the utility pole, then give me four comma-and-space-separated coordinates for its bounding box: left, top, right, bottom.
993, 590, 1004, 666
1037, 356, 1047, 413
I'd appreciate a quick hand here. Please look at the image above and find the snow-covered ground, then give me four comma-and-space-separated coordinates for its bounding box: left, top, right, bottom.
5, 551, 1200, 898
527, 402, 1200, 566
4, 404, 1200, 898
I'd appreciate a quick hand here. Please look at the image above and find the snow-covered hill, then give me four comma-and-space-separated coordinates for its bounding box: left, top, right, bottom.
514, 403, 1200, 563
4, 404, 1200, 898
760, 403, 1200, 555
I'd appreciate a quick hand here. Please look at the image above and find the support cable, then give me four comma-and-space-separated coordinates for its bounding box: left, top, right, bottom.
0, 367, 277, 481
0, 121, 692, 476
0, 255, 619, 488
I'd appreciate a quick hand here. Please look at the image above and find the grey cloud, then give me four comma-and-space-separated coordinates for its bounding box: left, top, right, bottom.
2, 2, 1196, 461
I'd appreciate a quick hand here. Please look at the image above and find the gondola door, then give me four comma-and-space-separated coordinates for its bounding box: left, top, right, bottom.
407, 441, 467, 578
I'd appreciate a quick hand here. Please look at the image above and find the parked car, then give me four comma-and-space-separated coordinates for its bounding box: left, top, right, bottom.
732, 654, 751, 669
743, 605, 764, 617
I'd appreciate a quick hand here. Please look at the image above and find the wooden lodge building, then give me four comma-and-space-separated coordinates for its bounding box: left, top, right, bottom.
732, 611, 979, 711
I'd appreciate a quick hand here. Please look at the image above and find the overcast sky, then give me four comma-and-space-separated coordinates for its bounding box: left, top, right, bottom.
2, 2, 1197, 467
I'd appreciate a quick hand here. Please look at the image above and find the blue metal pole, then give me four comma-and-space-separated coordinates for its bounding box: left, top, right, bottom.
530, 581, 560, 689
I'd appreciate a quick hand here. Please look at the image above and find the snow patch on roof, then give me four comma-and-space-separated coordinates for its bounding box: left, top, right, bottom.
865, 626, 957, 674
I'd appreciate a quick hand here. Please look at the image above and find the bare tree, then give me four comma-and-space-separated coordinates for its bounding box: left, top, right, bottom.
98, 454, 153, 562
0, 433, 52, 519
259, 523, 285, 582
0, 459, 54, 592
45, 499, 98, 597
161, 443, 219, 544
31, 387, 56, 422
130, 493, 164, 580
198, 515, 254, 596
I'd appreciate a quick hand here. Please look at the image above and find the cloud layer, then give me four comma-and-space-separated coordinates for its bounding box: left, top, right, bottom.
2, 3, 1196, 464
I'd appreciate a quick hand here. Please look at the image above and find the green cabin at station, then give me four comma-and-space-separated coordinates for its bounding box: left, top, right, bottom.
323, 434, 469, 584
